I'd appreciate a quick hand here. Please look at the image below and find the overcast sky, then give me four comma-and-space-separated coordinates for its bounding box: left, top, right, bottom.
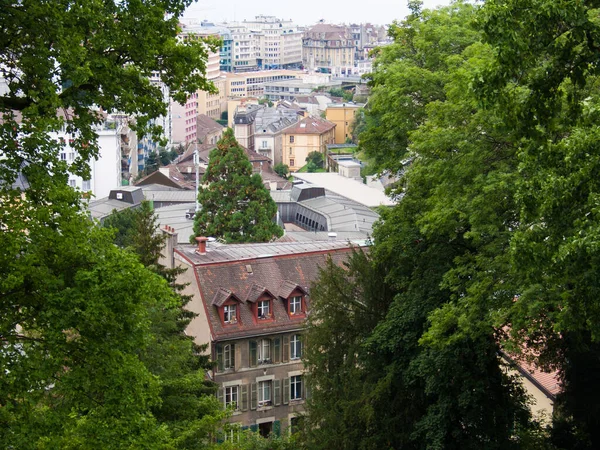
183, 0, 453, 27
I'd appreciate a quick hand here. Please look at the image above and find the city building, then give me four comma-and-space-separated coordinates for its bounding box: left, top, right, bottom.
281, 116, 336, 172
263, 79, 340, 102
233, 103, 264, 151
302, 23, 355, 76
325, 102, 364, 144
242, 16, 303, 70
253, 106, 300, 164
172, 238, 369, 434
226, 70, 301, 99
53, 120, 122, 199
230, 24, 259, 72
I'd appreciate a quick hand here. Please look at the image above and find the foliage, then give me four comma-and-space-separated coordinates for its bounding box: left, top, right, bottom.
273, 163, 289, 178
193, 129, 283, 243
0, 0, 222, 447
328, 87, 353, 102
349, 108, 367, 144
305, 151, 324, 169
258, 98, 274, 107
302, 2, 544, 448
104, 200, 224, 448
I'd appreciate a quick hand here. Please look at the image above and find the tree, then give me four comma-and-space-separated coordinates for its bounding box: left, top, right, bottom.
273, 163, 289, 178
103, 201, 224, 448
193, 129, 283, 243
0, 1, 222, 446
476, 1, 600, 446
305, 151, 324, 169
302, 2, 542, 448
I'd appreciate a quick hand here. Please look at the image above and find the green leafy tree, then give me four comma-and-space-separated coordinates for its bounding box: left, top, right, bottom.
193, 129, 283, 243
305, 151, 324, 169
302, 2, 543, 448
273, 163, 289, 178
0, 0, 221, 446
104, 201, 224, 447
476, 1, 600, 446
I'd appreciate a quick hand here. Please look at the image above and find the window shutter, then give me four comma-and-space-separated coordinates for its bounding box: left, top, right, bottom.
216, 344, 224, 372
240, 384, 249, 411
283, 377, 290, 405
273, 337, 281, 363
249, 340, 257, 367
231, 343, 236, 370
282, 335, 289, 362
301, 376, 305, 400
250, 382, 257, 410
273, 379, 281, 406
217, 387, 224, 406
273, 420, 281, 437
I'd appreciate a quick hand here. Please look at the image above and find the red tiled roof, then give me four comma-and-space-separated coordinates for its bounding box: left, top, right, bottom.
245, 284, 275, 303
283, 116, 335, 135
211, 287, 241, 307
189, 247, 358, 341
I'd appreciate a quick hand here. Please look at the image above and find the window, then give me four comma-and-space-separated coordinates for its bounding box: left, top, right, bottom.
224, 304, 237, 323
69, 179, 76, 187
257, 300, 270, 319
290, 334, 302, 360
82, 179, 91, 191
289, 135, 294, 143
225, 386, 238, 409
223, 344, 235, 369
290, 375, 302, 400
290, 158, 295, 167
258, 339, 271, 363
216, 343, 235, 371
290, 296, 302, 315
258, 380, 272, 406
60, 152, 67, 161
262, 140, 268, 148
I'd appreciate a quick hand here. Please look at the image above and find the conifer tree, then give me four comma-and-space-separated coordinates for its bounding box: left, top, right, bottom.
193, 129, 283, 243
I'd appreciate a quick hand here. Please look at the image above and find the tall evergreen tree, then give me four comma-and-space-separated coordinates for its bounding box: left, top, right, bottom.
193, 129, 283, 243
104, 201, 222, 448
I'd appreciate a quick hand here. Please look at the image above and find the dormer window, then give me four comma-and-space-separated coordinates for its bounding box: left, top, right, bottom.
224, 304, 237, 324
257, 300, 270, 319
289, 296, 302, 315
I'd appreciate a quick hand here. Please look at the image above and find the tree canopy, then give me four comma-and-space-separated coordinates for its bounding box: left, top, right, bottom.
0, 1, 224, 447
193, 128, 283, 243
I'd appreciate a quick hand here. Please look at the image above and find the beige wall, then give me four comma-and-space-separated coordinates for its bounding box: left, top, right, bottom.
282, 128, 335, 172
175, 254, 212, 351
326, 105, 361, 144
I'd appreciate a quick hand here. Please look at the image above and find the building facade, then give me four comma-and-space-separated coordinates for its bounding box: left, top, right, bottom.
302, 23, 355, 76
325, 102, 364, 144
282, 116, 336, 172
174, 240, 364, 434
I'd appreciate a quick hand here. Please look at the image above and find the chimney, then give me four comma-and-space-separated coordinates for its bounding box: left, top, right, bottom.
195, 236, 209, 255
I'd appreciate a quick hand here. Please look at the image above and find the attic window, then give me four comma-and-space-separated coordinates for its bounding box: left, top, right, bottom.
246, 264, 253, 274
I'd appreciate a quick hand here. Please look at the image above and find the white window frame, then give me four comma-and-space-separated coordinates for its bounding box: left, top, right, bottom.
290, 375, 302, 401
223, 343, 234, 370
224, 304, 237, 323
290, 296, 302, 314
257, 339, 271, 363
257, 300, 270, 319
290, 334, 302, 360
258, 380, 272, 406
225, 385, 238, 409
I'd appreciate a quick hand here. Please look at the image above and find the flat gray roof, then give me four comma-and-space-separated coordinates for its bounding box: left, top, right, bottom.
292, 173, 395, 207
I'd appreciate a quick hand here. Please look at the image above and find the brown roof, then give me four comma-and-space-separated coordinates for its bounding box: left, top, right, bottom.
245, 147, 271, 163
283, 116, 335, 135
212, 287, 242, 307
178, 243, 363, 341
197, 114, 224, 140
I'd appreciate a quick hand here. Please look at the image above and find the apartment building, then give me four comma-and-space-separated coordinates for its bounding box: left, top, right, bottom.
233, 103, 264, 151
239, 16, 303, 70
174, 239, 364, 434
282, 116, 336, 172
302, 23, 355, 76
325, 102, 364, 144
253, 107, 300, 164
230, 24, 259, 72
226, 70, 301, 99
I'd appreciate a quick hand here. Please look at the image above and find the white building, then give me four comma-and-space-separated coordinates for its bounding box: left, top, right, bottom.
53, 122, 122, 200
